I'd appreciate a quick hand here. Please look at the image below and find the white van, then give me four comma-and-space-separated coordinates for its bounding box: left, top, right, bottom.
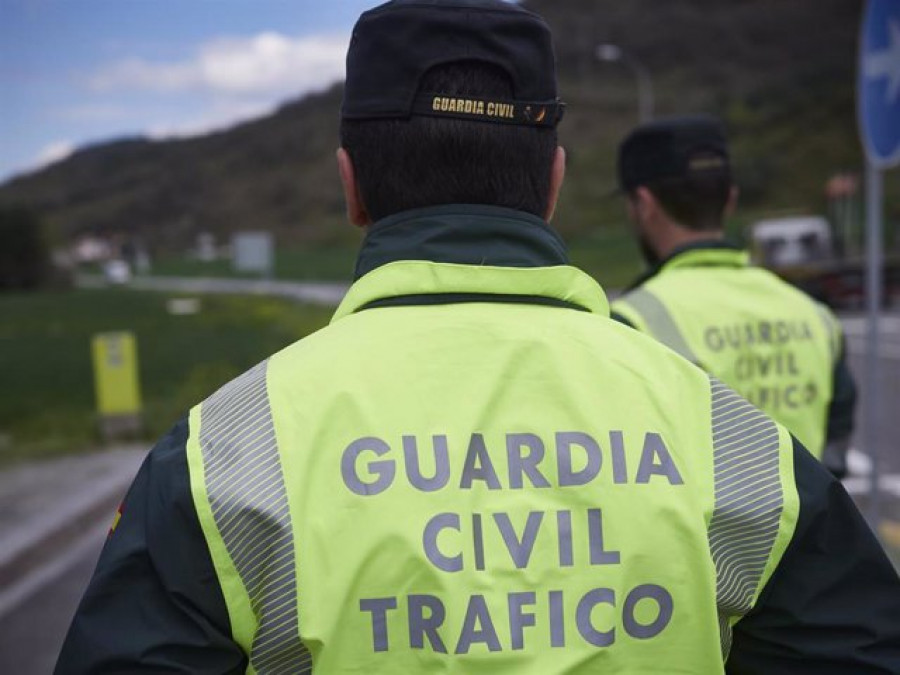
750, 216, 833, 267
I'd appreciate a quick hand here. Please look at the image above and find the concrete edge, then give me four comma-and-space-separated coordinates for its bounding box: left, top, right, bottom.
0, 468, 135, 591
0, 520, 111, 620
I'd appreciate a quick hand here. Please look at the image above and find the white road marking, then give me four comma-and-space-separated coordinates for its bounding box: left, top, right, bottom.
846, 341, 900, 360
841, 447, 900, 496
841, 316, 900, 336
842, 475, 900, 497
847, 447, 873, 476
0, 522, 106, 619
841, 315, 900, 359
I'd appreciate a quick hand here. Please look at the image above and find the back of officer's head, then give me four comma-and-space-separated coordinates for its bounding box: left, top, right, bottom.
340, 0, 563, 222
618, 116, 733, 231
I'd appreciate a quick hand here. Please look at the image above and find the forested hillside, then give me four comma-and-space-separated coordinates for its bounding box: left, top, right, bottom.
2, 0, 895, 254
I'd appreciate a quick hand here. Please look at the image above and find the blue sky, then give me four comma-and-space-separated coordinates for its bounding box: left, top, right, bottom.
0, 0, 379, 182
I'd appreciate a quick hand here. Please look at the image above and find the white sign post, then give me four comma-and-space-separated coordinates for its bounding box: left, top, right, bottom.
858, 0, 900, 521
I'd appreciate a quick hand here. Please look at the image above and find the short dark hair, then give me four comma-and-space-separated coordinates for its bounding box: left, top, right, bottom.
639, 167, 732, 232
340, 61, 558, 222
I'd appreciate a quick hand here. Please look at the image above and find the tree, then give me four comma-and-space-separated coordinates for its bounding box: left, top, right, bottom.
0, 207, 51, 290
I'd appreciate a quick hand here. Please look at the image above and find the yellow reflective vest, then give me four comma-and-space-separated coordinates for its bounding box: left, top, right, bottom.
613, 245, 841, 458
186, 256, 799, 673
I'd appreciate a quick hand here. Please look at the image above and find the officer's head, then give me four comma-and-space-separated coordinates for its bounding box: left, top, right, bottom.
617, 116, 738, 263
338, 0, 566, 225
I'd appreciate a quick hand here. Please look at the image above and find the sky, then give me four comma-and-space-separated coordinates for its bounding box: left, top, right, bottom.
0, 0, 380, 182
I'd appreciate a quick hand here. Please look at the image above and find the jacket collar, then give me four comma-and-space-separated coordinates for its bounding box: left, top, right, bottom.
627, 239, 748, 290
335, 205, 608, 321
353, 204, 569, 280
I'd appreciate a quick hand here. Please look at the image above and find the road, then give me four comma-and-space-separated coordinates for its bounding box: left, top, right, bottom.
2, 310, 897, 673
0, 533, 103, 674
841, 312, 900, 510
76, 274, 351, 307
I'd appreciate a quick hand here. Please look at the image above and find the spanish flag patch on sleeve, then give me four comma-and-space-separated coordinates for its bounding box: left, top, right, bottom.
109, 503, 123, 536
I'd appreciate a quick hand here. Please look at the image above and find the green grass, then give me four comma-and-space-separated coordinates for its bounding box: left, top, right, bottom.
0, 289, 333, 465
567, 227, 644, 291
147, 246, 359, 281
116, 231, 647, 291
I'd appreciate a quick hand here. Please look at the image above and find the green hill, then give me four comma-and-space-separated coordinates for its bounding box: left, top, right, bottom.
0, 86, 350, 250
539, 0, 898, 239
1, 0, 896, 267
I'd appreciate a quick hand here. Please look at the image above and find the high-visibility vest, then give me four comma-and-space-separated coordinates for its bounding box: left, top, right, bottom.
613, 246, 841, 458
187, 259, 799, 674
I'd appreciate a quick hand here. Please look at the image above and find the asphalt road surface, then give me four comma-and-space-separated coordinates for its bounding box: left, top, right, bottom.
842, 312, 900, 516
0, 532, 103, 675
76, 274, 351, 307
1, 311, 897, 673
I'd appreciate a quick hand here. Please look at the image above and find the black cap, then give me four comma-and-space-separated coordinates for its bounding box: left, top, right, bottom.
342, 0, 564, 128
617, 115, 731, 192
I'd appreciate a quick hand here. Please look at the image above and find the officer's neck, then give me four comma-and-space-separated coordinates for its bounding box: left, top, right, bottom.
650, 218, 725, 262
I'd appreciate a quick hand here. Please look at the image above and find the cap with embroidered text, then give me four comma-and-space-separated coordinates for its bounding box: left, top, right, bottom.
342, 0, 564, 128
618, 116, 731, 192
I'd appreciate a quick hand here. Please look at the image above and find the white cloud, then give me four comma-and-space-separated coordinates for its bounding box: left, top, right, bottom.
145, 98, 277, 140
34, 141, 75, 167
58, 104, 130, 122
90, 32, 349, 100
3, 31, 350, 180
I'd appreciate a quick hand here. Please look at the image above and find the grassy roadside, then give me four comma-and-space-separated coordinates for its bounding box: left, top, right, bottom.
0, 288, 333, 466
132, 205, 849, 294
146, 246, 359, 281
123, 230, 649, 291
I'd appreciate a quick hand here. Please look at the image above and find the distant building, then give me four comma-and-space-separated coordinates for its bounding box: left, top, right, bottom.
72, 235, 113, 264
195, 232, 218, 262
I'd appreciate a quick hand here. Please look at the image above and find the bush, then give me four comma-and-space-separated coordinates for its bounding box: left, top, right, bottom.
0, 207, 51, 291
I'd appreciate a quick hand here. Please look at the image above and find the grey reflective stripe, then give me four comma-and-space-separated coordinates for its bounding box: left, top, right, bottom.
814, 303, 840, 363
716, 614, 731, 659
199, 361, 311, 674
707, 377, 783, 659
618, 289, 700, 364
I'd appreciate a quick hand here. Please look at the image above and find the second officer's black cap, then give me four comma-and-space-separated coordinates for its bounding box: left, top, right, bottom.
342, 0, 564, 128
618, 115, 731, 193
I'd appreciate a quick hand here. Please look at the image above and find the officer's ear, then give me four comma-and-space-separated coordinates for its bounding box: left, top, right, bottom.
337, 148, 372, 228
633, 186, 661, 226
725, 185, 739, 218
544, 146, 566, 222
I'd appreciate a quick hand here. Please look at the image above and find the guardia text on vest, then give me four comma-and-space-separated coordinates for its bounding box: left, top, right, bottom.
340, 430, 685, 655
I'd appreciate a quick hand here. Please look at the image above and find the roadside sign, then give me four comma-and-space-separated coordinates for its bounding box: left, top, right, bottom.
92, 332, 142, 417
858, 0, 898, 524
859, 0, 900, 168
233, 231, 274, 277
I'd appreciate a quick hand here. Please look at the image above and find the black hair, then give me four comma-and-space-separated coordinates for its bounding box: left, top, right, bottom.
340, 61, 558, 222
639, 166, 732, 232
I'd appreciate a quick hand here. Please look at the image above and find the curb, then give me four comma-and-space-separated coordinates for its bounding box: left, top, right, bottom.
0, 449, 145, 601
75, 274, 351, 307
0, 478, 129, 589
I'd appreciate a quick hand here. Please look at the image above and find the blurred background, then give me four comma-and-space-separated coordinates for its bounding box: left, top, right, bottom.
0, 0, 898, 671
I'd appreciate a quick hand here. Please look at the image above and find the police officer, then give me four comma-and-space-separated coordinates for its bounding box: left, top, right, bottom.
612, 116, 857, 478
57, 2, 900, 673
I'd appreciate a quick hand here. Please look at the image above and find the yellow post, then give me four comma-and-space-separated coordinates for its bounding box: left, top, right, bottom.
91, 332, 142, 436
